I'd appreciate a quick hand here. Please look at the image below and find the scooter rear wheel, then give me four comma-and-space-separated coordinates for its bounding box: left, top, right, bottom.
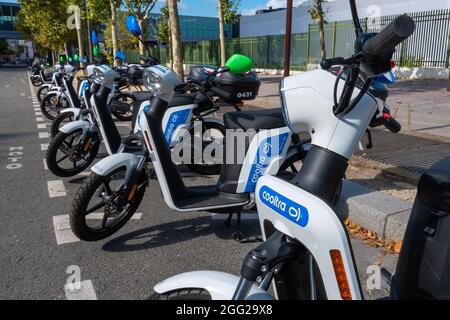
70, 169, 148, 241
150, 288, 211, 300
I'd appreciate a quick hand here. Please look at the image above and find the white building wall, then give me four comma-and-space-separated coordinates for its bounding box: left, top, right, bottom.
240, 0, 450, 37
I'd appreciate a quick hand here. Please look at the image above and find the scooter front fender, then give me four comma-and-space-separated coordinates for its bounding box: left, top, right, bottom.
154, 271, 274, 300
59, 120, 92, 141
60, 107, 81, 119
91, 153, 142, 185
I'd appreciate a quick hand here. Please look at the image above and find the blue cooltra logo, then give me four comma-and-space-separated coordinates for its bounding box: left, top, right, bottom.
164, 109, 191, 144
244, 133, 289, 193
79, 82, 90, 97
259, 186, 309, 227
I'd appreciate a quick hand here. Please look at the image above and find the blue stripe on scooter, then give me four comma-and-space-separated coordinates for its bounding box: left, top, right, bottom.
259, 185, 309, 228
244, 133, 289, 193
164, 109, 191, 145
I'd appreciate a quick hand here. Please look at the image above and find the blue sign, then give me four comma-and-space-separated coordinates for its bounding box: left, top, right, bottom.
244, 133, 289, 193
259, 186, 309, 227
164, 109, 191, 145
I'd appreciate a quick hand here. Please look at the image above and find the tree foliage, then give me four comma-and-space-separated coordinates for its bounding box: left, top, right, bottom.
220, 0, 240, 24
17, 0, 77, 51
155, 2, 169, 44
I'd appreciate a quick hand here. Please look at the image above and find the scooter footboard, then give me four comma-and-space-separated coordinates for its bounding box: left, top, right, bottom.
154, 271, 273, 300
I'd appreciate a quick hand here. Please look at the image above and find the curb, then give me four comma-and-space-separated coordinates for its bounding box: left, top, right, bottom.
336, 181, 413, 241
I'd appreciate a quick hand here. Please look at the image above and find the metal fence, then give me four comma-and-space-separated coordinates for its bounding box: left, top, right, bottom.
126, 9, 450, 70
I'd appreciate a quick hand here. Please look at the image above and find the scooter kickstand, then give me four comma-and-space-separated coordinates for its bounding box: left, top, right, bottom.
232, 212, 264, 244
224, 213, 233, 227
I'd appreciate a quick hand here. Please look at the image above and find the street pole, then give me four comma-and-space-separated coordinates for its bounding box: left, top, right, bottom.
284, 0, 293, 77
86, 0, 93, 64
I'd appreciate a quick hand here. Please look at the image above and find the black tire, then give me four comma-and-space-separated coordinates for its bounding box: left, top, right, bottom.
70, 169, 148, 241
46, 130, 100, 178
37, 86, 49, 102
41, 93, 69, 121
186, 121, 226, 176
150, 288, 211, 300
111, 92, 135, 121
51, 112, 74, 138
32, 78, 43, 87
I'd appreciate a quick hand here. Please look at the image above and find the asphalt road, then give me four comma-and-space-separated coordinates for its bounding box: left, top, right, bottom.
0, 68, 396, 300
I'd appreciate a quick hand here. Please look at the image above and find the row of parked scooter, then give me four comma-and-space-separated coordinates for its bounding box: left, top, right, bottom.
32, 3, 450, 300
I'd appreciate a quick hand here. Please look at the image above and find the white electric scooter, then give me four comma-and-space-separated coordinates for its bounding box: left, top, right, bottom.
152, 2, 434, 301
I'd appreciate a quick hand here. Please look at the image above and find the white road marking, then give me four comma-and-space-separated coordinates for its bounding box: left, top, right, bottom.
35, 112, 43, 116
115, 122, 131, 128
37, 123, 50, 129
52, 215, 79, 245
65, 280, 98, 300
20, 93, 26, 97
41, 143, 49, 151
86, 212, 143, 220
39, 132, 50, 139
211, 213, 259, 221
36, 117, 45, 122
47, 180, 67, 198
5, 84, 10, 88
76, 171, 92, 177
44, 159, 48, 170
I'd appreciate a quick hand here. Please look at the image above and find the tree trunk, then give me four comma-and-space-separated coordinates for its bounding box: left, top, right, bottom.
137, 17, 146, 56
110, 0, 120, 66
217, 0, 226, 66
86, 1, 93, 64
167, 0, 184, 78
317, 2, 326, 60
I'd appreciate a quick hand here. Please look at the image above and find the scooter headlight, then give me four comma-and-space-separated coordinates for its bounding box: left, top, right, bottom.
144, 69, 163, 95
143, 65, 182, 101
280, 79, 295, 133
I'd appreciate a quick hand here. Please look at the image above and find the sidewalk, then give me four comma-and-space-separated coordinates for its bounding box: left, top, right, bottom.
248, 76, 450, 139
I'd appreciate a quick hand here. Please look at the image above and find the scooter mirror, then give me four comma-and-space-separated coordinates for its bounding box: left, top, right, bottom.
225, 54, 253, 74
126, 15, 142, 36
92, 30, 99, 45
115, 51, 126, 62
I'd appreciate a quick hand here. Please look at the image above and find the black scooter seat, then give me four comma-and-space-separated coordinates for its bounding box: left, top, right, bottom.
133, 91, 154, 102
224, 108, 286, 130
169, 93, 196, 107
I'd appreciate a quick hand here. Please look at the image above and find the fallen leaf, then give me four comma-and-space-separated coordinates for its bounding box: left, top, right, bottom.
394, 241, 403, 254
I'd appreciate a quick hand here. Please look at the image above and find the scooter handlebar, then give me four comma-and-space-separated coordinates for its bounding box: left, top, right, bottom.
363, 14, 415, 61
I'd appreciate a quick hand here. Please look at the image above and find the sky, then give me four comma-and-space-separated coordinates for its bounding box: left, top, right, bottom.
171, 0, 309, 17
1, 0, 309, 17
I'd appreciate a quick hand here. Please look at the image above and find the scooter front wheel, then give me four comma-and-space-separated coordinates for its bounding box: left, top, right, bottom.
51, 112, 75, 138
150, 289, 211, 300
41, 93, 69, 120
37, 86, 49, 102
70, 169, 148, 241
46, 130, 100, 178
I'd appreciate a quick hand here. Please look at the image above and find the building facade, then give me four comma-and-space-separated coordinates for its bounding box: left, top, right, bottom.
240, 0, 450, 37
0, 2, 34, 61
147, 13, 235, 43
0, 2, 21, 40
